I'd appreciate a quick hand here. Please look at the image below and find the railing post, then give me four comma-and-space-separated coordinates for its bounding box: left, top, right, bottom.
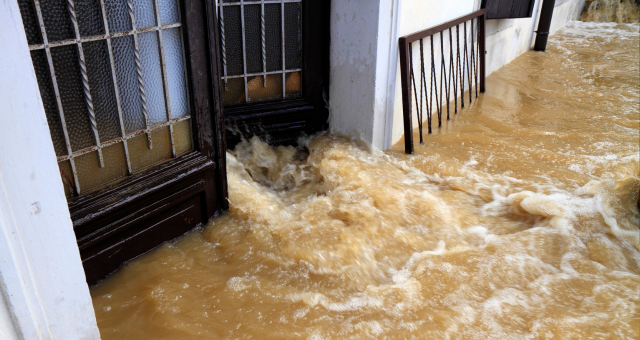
479, 10, 486, 93
399, 37, 414, 154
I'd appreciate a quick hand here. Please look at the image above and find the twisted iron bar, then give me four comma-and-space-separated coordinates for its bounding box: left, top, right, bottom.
127, 0, 153, 149
67, 0, 104, 167
219, 4, 228, 90
261, 1, 267, 87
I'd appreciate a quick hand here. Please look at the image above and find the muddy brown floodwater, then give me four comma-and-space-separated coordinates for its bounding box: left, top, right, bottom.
91, 22, 640, 339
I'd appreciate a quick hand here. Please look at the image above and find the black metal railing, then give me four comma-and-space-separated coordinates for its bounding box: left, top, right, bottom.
399, 10, 486, 154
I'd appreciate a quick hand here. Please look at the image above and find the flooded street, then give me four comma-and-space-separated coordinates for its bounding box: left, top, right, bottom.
91, 22, 639, 339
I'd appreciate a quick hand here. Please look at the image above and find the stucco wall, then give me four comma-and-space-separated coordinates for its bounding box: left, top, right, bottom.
389, 0, 586, 146
329, 0, 401, 148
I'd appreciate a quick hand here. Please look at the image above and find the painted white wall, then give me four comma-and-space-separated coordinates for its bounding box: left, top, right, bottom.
328, 0, 401, 149
0, 282, 19, 340
0, 1, 101, 339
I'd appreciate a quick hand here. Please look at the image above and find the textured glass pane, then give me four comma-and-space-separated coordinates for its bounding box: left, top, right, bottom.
247, 75, 282, 102
84, 40, 121, 142
76, 0, 105, 37
173, 119, 192, 156
221, 0, 239, 3
112, 36, 144, 134
158, 0, 180, 25
31, 50, 67, 157
59, 161, 74, 197
138, 32, 167, 125
129, 128, 172, 172
75, 143, 127, 192
222, 6, 243, 76
284, 3, 301, 70
221, 78, 244, 106
162, 28, 189, 118
244, 5, 262, 74
105, 0, 132, 33
285, 71, 301, 97
51, 45, 95, 151
40, 0, 74, 42
265, 4, 281, 72
133, 0, 156, 29
18, 0, 43, 45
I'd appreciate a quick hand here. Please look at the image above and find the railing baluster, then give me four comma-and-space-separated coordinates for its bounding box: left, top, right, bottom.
409, 43, 421, 144
430, 35, 441, 127
448, 27, 456, 116
440, 31, 449, 121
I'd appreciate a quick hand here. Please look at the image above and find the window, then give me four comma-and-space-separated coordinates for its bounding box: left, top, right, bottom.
19, 0, 193, 196
217, 0, 302, 105
482, 0, 536, 19
217, 0, 330, 147
17, 0, 227, 285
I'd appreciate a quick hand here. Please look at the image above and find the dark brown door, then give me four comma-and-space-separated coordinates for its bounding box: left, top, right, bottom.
17, 0, 228, 285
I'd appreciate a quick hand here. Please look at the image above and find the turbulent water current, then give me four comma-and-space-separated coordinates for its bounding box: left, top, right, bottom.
91, 22, 640, 339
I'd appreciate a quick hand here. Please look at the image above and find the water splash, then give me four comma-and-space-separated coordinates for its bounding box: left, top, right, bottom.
581, 0, 640, 23
90, 22, 639, 339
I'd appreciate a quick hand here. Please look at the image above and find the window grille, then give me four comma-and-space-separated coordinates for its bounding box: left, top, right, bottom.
18, 0, 193, 197
217, 0, 302, 106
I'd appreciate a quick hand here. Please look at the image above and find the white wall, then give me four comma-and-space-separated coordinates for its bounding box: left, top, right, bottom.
0, 1, 101, 339
329, 0, 401, 148
328, 0, 586, 149
0, 282, 19, 340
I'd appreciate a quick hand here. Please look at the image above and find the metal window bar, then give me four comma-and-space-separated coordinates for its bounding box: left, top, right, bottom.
67, 0, 104, 168
281, 0, 286, 99
153, 0, 176, 157
33, 0, 82, 194
28, 0, 191, 195
99, 0, 133, 175
216, 0, 302, 103
127, 0, 153, 150
219, 3, 227, 90
240, 0, 249, 102
399, 9, 486, 154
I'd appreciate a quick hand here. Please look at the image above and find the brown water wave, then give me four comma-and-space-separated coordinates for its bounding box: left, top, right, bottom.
91, 22, 639, 339
581, 0, 640, 23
